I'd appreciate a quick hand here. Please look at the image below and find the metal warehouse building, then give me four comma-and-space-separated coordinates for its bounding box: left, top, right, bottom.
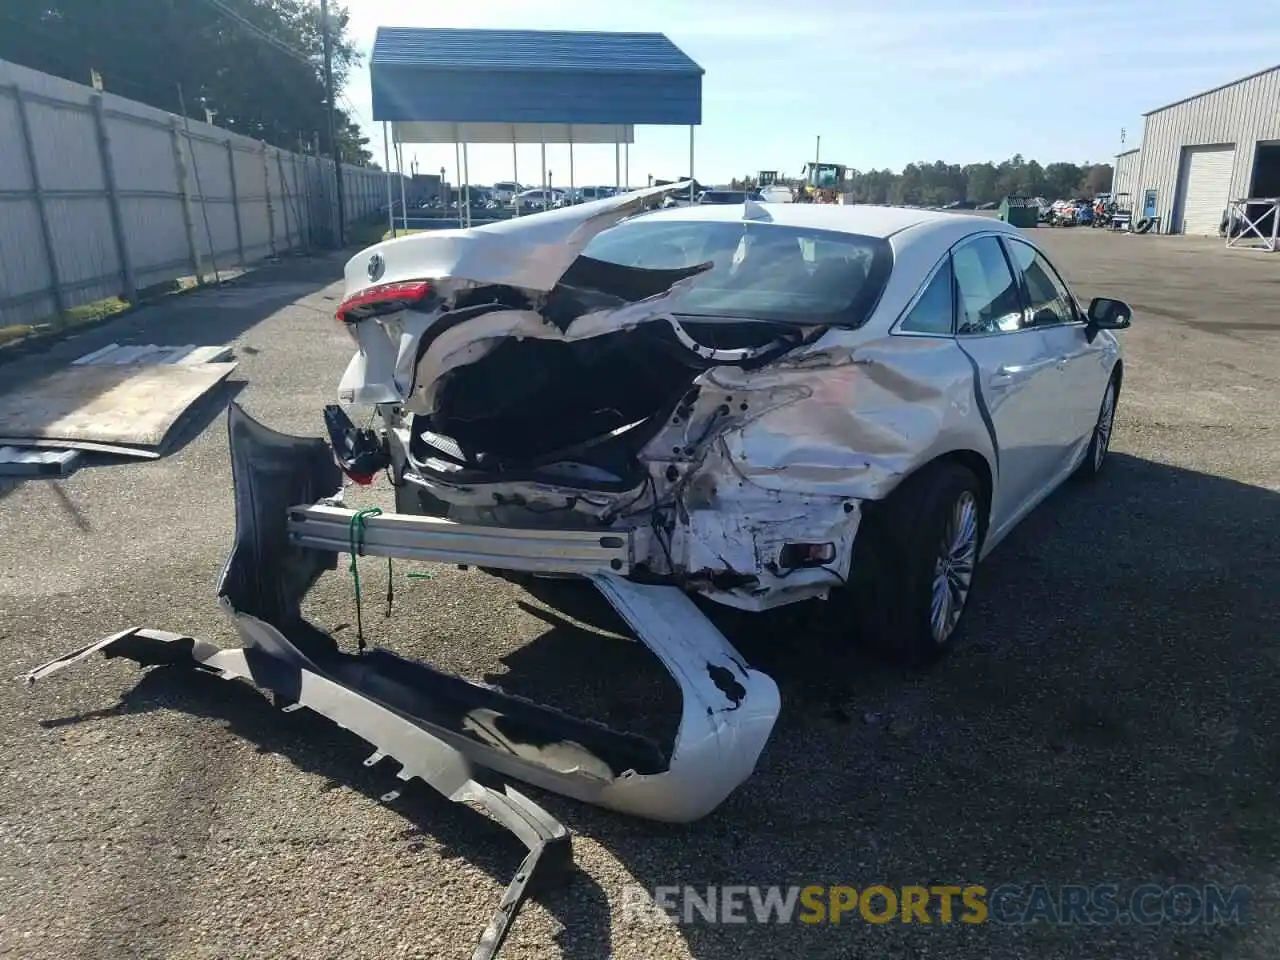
1125, 64, 1280, 235
1111, 147, 1140, 205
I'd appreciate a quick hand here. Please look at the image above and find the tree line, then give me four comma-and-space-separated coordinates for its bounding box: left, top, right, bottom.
734, 155, 1115, 206
2, 0, 374, 165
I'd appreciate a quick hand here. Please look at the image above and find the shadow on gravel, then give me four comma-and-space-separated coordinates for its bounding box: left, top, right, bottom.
467, 453, 1280, 959
38, 664, 613, 960
23, 452, 1280, 960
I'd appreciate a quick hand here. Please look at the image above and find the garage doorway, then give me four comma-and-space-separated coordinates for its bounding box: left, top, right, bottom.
1173, 144, 1236, 235
1250, 141, 1280, 197
1231, 140, 1280, 243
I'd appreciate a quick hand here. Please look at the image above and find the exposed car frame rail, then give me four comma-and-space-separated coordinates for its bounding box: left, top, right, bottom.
289, 503, 635, 575
19, 627, 572, 960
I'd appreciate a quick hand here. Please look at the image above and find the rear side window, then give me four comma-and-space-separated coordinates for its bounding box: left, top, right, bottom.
580, 218, 893, 326
899, 258, 954, 335
952, 237, 1023, 335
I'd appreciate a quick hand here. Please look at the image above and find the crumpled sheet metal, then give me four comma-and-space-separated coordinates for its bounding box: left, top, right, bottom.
690, 334, 994, 500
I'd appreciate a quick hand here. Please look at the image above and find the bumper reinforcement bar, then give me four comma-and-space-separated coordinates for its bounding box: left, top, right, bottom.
288, 503, 635, 576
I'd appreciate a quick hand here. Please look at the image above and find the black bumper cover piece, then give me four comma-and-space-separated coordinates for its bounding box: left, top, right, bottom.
18, 402, 574, 960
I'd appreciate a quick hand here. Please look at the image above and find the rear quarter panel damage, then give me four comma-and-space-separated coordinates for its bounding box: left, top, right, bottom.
661, 331, 996, 502
635, 331, 996, 608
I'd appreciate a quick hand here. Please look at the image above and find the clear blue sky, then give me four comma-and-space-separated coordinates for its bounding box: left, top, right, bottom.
342, 0, 1280, 186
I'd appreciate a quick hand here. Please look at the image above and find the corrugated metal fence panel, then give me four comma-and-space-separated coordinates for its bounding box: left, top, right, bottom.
236, 145, 272, 259
1137, 66, 1280, 233
0, 56, 403, 328
0, 88, 27, 191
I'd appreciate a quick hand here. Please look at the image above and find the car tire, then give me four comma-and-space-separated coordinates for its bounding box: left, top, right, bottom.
1074, 375, 1119, 481
847, 460, 987, 668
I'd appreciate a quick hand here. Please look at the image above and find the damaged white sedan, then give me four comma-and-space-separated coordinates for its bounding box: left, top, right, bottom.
21, 183, 1132, 955
334, 183, 1129, 634
28, 182, 1134, 829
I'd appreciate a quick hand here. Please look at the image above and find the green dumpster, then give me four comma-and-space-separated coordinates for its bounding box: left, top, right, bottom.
998, 196, 1039, 227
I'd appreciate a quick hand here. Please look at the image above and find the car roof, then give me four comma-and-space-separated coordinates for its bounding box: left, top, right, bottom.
639, 201, 1019, 247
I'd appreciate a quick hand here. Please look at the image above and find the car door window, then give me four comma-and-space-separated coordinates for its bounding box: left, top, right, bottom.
1004, 238, 1079, 327
951, 237, 1023, 335
899, 258, 954, 335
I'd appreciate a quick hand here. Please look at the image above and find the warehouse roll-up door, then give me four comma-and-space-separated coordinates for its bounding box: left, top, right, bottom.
1175, 145, 1235, 235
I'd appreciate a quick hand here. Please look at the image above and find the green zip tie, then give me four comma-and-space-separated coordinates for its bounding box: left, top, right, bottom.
347, 507, 383, 654
406, 571, 435, 580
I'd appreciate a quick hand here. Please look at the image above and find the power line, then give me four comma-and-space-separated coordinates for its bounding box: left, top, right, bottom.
191, 0, 315, 67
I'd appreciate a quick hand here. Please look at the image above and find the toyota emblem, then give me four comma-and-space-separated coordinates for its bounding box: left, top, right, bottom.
367, 252, 385, 282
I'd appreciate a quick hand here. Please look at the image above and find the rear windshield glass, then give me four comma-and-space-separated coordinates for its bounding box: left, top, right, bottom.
580, 217, 893, 326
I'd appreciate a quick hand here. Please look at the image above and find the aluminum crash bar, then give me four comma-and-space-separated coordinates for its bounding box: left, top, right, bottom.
288, 503, 635, 575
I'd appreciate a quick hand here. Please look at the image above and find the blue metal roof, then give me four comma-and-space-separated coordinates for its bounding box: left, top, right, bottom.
369, 27, 703, 127
372, 28, 704, 75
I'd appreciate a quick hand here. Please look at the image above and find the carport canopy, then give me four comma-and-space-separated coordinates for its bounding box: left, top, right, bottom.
369, 27, 705, 227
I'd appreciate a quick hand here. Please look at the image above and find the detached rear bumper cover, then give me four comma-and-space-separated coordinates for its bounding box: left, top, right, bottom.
30, 402, 778, 826
20, 628, 570, 960
18, 402, 780, 957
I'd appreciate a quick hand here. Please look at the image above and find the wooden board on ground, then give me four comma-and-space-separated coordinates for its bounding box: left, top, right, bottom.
0, 361, 237, 456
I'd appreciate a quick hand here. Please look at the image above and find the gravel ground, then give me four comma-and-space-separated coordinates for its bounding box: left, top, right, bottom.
1, 230, 1277, 960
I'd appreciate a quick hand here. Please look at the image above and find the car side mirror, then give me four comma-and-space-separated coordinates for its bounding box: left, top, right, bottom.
1086, 297, 1132, 330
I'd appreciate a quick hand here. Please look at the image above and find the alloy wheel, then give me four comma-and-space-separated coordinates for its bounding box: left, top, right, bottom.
1094, 384, 1116, 471
930, 490, 979, 645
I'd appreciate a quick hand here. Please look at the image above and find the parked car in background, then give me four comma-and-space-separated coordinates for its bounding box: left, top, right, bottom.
491, 181, 522, 204
515, 188, 565, 212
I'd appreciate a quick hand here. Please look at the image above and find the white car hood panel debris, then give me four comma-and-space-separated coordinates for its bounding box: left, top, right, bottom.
343, 181, 695, 297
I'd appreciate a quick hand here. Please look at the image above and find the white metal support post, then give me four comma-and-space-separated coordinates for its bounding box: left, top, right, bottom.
615, 140, 621, 193
625, 142, 629, 192
569, 135, 575, 204
512, 137, 520, 216
396, 140, 408, 232
454, 142, 463, 229
540, 141, 547, 208
383, 122, 395, 238
462, 143, 471, 227
688, 125, 695, 204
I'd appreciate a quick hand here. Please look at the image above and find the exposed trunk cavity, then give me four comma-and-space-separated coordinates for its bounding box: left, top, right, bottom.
419, 319, 795, 478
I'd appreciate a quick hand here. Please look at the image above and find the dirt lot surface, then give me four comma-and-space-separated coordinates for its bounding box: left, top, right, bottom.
1, 228, 1277, 960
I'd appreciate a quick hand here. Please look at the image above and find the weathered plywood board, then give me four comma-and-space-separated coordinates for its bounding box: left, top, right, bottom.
0, 361, 237, 454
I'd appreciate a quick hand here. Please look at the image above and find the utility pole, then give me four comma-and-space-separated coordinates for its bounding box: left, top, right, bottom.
321, 0, 344, 247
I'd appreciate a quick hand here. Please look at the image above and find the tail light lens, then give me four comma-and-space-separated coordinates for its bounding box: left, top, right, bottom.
335, 280, 433, 325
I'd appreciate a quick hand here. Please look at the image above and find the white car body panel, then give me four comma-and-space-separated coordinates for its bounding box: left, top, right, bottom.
344, 180, 693, 297
339, 201, 1121, 592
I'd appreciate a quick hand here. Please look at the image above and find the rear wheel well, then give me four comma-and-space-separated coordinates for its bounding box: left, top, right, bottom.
853, 449, 993, 566
860, 449, 994, 525
913, 450, 993, 521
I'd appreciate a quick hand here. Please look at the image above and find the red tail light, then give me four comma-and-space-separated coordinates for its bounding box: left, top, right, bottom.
335, 280, 432, 324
